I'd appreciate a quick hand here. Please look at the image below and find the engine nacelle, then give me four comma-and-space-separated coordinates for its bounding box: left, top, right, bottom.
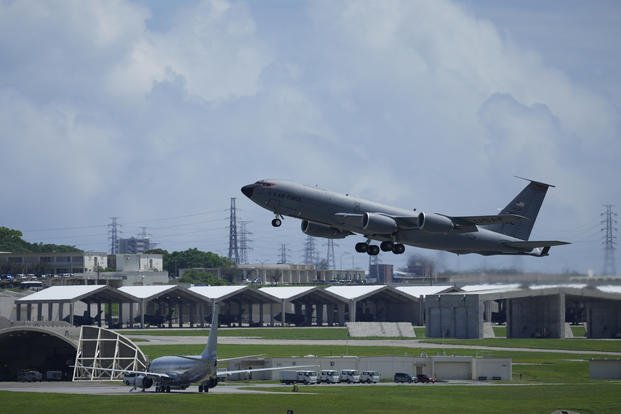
417, 212, 454, 233
362, 213, 398, 234
301, 220, 350, 239
124, 373, 153, 389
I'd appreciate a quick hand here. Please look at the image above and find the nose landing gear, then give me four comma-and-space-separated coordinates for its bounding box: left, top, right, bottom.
271, 214, 284, 227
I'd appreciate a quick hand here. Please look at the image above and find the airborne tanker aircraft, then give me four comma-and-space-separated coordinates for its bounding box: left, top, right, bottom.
241, 177, 569, 257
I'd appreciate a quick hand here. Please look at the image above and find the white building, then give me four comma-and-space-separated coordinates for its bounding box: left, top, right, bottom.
108, 254, 163, 272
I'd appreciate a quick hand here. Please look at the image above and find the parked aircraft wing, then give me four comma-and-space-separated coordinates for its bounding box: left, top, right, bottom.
219, 354, 265, 362
90, 366, 171, 379
219, 365, 318, 377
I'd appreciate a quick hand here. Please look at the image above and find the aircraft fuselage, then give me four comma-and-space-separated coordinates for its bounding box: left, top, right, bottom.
241, 179, 540, 255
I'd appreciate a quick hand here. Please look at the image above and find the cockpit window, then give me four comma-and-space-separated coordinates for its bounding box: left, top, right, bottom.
256, 180, 274, 187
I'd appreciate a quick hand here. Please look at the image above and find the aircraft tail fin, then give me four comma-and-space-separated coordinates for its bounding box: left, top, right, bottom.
201, 302, 218, 360
486, 177, 554, 240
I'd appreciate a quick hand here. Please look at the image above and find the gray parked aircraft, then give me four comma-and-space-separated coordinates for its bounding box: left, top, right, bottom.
241, 178, 569, 257
104, 305, 310, 393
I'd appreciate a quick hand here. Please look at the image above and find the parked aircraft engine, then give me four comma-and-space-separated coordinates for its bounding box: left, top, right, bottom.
301, 220, 350, 239
124, 374, 153, 389
362, 213, 398, 234
417, 212, 454, 233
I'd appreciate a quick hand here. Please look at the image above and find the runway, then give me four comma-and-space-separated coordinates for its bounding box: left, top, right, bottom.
0, 381, 295, 395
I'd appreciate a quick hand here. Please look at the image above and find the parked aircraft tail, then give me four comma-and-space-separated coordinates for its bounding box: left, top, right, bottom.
486, 177, 554, 240
201, 303, 218, 360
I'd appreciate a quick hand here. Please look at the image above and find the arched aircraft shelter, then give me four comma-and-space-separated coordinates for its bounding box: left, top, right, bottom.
0, 326, 78, 381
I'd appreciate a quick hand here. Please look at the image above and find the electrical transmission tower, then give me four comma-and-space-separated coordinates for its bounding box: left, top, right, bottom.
326, 239, 336, 270
108, 217, 121, 254
278, 243, 288, 264
239, 220, 252, 264
228, 197, 240, 264
368, 252, 379, 270
304, 236, 319, 265
601, 204, 617, 275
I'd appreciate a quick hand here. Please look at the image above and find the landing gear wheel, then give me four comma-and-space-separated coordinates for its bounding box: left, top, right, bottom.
380, 241, 393, 252
198, 385, 204, 392
367, 245, 380, 256
271, 218, 282, 227
392, 244, 405, 254
355, 242, 368, 253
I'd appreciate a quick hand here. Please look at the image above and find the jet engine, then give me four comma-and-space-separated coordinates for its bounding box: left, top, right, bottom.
124, 374, 153, 389
301, 220, 350, 239
417, 212, 454, 233
362, 213, 398, 234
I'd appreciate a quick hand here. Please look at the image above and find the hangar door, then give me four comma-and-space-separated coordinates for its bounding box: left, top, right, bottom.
73, 326, 148, 381
434, 361, 471, 380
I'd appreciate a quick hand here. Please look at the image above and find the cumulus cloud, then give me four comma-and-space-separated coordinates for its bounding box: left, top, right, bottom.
0, 0, 618, 272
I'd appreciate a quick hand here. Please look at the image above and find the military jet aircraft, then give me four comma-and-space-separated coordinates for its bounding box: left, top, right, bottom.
241, 177, 569, 257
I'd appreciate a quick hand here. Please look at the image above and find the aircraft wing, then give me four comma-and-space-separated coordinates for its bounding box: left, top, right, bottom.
218, 364, 318, 377
334, 212, 420, 229
451, 214, 528, 226
334, 212, 363, 227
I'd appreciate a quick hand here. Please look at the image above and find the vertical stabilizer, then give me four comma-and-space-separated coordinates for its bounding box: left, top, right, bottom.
201, 302, 218, 360
486, 177, 554, 240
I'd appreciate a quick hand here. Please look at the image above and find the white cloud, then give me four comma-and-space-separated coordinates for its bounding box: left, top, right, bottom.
0, 0, 618, 272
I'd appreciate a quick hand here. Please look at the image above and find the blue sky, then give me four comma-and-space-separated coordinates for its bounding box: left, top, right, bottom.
0, 0, 619, 274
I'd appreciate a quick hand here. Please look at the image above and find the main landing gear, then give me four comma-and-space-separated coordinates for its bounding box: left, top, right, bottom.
155, 385, 171, 393
355, 241, 405, 255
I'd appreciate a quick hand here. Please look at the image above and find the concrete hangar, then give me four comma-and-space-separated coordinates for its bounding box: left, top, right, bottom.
1, 282, 621, 381
4, 283, 621, 337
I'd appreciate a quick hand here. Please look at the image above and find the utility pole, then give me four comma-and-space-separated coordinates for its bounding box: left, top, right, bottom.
228, 198, 240, 265
601, 204, 617, 275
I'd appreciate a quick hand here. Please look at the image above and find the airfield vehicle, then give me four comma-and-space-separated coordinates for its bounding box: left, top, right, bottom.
319, 369, 340, 383
393, 372, 413, 383
17, 370, 42, 382
280, 370, 318, 385
414, 374, 436, 383
339, 369, 361, 383
360, 370, 380, 383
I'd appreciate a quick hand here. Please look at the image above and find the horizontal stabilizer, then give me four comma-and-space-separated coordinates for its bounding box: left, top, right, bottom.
504, 240, 570, 250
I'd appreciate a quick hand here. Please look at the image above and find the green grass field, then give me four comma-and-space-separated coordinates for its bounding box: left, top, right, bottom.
2, 383, 620, 414
420, 338, 621, 353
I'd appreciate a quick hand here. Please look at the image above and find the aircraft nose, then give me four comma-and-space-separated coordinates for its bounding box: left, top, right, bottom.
241, 184, 255, 198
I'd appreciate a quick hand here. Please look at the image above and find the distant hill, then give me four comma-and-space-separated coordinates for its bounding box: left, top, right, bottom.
0, 226, 82, 253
